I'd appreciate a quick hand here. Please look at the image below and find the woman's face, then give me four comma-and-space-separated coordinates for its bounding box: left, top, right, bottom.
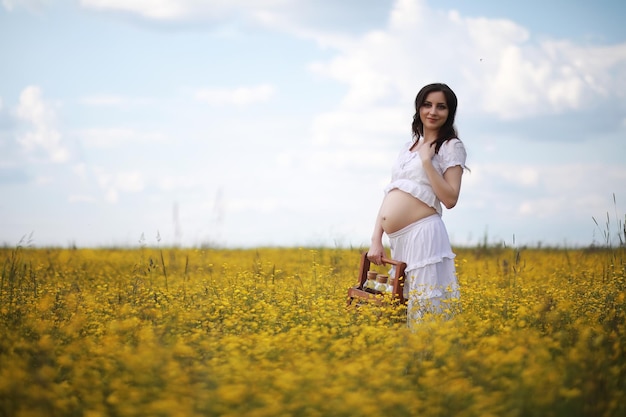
419, 91, 449, 133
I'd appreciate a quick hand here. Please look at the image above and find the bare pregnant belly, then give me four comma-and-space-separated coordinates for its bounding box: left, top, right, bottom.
379, 189, 437, 234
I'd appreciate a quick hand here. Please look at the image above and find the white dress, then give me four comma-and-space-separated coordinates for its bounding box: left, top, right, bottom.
384, 138, 467, 324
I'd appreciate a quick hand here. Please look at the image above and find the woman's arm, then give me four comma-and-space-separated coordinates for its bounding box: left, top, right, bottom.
417, 141, 463, 209
367, 204, 386, 265
422, 163, 463, 209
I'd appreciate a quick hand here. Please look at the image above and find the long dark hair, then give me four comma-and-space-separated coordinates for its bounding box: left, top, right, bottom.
411, 83, 458, 153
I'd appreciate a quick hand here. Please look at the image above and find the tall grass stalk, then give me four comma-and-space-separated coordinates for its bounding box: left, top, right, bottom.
591, 194, 626, 282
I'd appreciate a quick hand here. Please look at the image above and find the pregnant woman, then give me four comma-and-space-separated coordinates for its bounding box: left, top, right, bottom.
367, 83, 467, 325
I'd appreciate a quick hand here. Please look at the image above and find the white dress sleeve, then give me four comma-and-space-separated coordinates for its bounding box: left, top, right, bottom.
438, 139, 467, 172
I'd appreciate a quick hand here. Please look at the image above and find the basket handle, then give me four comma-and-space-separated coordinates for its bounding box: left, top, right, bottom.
358, 252, 406, 284
380, 256, 403, 266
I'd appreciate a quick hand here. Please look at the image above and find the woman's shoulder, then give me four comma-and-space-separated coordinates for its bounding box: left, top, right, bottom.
437, 137, 467, 166
439, 138, 466, 154
443, 137, 463, 146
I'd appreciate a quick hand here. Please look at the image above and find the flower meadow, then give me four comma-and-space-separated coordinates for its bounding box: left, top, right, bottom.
1, 244, 625, 417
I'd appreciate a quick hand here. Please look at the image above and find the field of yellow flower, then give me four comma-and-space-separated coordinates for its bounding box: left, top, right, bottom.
1, 244, 625, 416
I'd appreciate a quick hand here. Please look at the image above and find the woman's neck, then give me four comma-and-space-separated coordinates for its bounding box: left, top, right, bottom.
422, 129, 439, 144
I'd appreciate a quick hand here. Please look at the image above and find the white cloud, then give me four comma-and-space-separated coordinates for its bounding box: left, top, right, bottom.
68, 194, 97, 203
468, 163, 618, 190
93, 167, 145, 203
79, 94, 154, 108
80, 0, 292, 22
80, 0, 206, 20
157, 174, 206, 191
72, 163, 89, 184
306, 0, 626, 123
485, 165, 540, 188
311, 106, 407, 147
2, 0, 47, 12
76, 127, 168, 148
77, 0, 626, 121
480, 41, 626, 119
254, 9, 356, 49
463, 163, 626, 221
227, 197, 283, 213
462, 13, 530, 49
14, 86, 70, 163
299, 149, 392, 176
111, 172, 144, 193
34, 175, 53, 186
517, 194, 609, 220
194, 84, 275, 106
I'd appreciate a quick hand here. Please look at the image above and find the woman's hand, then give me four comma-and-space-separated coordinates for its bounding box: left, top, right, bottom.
367, 241, 385, 265
416, 139, 436, 163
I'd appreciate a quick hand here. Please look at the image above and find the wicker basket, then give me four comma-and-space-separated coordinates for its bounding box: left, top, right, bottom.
347, 252, 407, 305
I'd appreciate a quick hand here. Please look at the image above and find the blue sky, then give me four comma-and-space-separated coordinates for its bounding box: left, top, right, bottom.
1, 0, 625, 248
